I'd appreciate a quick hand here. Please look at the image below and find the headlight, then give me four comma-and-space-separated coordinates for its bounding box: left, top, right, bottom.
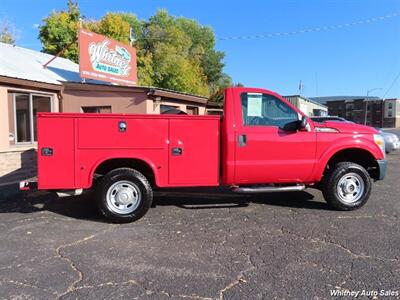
374, 134, 385, 155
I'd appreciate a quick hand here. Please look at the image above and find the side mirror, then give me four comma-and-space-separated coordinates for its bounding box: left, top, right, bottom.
300, 116, 308, 129
282, 116, 308, 132
282, 120, 301, 131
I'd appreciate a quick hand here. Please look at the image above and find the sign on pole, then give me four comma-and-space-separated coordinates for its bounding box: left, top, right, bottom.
79, 29, 137, 86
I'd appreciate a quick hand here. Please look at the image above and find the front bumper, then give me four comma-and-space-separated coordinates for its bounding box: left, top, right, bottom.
377, 159, 388, 180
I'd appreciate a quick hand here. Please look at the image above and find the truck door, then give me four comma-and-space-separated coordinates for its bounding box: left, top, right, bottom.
168, 118, 220, 186
234, 91, 316, 184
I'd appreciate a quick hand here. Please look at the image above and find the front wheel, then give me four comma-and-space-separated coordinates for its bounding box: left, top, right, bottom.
97, 168, 153, 223
322, 162, 372, 211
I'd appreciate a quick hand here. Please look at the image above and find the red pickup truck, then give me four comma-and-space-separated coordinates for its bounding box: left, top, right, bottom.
22, 87, 387, 223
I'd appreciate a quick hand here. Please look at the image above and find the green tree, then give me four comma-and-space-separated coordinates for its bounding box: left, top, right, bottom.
96, 13, 130, 44
38, 4, 228, 96
144, 10, 209, 95
38, 0, 80, 62
209, 73, 233, 103
0, 20, 16, 45
176, 17, 225, 89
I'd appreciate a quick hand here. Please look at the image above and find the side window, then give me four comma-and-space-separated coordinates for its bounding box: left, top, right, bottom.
241, 92, 298, 127
13, 93, 52, 144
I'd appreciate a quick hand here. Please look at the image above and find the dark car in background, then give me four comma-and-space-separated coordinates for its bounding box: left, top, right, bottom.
311, 116, 350, 123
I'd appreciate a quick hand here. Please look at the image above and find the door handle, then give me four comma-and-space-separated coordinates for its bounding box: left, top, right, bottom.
172, 147, 183, 156
238, 134, 247, 147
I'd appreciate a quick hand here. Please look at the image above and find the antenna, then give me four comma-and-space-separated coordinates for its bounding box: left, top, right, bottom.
299, 80, 304, 96
42, 38, 77, 69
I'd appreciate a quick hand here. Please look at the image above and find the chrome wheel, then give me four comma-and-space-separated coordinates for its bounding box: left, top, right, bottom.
106, 180, 141, 214
336, 172, 365, 204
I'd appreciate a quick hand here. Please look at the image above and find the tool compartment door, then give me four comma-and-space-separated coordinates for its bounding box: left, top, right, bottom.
168, 118, 219, 186
37, 116, 75, 189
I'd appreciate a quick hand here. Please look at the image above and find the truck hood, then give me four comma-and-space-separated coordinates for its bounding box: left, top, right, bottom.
314, 121, 379, 134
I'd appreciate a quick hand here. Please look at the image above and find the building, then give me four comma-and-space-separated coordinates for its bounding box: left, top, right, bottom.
204, 95, 329, 117
205, 101, 223, 115
283, 95, 328, 117
0, 42, 208, 185
383, 98, 400, 128
311, 96, 400, 128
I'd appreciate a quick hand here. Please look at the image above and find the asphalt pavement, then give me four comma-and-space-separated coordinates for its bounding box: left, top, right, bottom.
0, 141, 399, 299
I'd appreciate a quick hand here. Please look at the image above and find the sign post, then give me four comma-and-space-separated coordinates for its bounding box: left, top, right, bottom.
78, 29, 137, 86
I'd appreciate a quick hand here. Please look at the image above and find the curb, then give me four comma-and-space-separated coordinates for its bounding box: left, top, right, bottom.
0, 182, 23, 202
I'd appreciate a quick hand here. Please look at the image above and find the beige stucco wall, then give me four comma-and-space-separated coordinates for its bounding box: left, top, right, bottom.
0, 85, 58, 184
62, 89, 207, 115
0, 84, 58, 149
298, 99, 328, 117
382, 99, 400, 128
384, 99, 400, 118
62, 89, 149, 114
0, 147, 37, 185
287, 96, 327, 117
0, 86, 9, 150
393, 99, 400, 117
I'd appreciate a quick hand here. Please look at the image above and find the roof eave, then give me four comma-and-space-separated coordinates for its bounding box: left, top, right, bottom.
0, 75, 62, 91
148, 88, 208, 105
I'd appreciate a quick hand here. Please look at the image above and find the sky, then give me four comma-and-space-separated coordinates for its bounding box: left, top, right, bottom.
1, 0, 399, 98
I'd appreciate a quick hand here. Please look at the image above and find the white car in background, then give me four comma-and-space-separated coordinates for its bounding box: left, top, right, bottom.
375, 128, 400, 153
311, 117, 399, 154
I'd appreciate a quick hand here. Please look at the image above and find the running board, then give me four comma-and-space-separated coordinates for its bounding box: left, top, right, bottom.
56, 189, 84, 198
231, 184, 306, 194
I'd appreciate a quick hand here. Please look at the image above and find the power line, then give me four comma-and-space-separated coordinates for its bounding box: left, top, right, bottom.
218, 12, 400, 41
382, 70, 400, 99
15, 11, 400, 48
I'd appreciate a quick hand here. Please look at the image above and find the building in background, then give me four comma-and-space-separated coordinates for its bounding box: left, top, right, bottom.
283, 95, 328, 117
383, 98, 400, 128
205, 101, 223, 115
204, 95, 330, 117
311, 96, 400, 128
0, 42, 208, 185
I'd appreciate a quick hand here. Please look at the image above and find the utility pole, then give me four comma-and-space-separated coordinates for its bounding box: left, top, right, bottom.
364, 88, 382, 125
129, 27, 136, 47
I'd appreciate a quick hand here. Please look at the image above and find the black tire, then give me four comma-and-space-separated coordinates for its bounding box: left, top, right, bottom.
97, 168, 153, 223
322, 162, 372, 211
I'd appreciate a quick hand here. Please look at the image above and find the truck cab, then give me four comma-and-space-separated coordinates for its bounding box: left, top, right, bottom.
25, 87, 387, 223
222, 87, 386, 186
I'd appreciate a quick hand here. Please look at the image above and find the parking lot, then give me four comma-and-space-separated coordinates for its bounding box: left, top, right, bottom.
0, 141, 399, 299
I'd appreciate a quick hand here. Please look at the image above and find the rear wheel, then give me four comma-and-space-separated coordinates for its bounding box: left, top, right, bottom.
97, 168, 152, 223
322, 162, 371, 210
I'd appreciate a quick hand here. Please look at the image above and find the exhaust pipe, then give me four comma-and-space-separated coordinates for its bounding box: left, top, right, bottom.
231, 184, 305, 194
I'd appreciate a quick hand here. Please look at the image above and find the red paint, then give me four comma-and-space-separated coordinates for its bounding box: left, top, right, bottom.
36, 87, 384, 190
37, 114, 220, 189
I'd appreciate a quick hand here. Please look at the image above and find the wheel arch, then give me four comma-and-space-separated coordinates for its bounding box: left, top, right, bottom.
90, 157, 159, 188
318, 147, 380, 181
